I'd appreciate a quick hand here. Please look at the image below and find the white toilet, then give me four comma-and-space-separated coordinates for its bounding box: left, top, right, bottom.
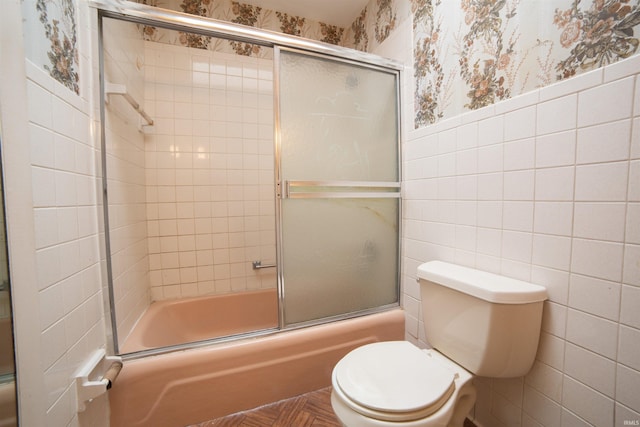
331, 261, 547, 427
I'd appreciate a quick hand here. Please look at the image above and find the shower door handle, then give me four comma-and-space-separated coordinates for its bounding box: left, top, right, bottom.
283, 180, 401, 199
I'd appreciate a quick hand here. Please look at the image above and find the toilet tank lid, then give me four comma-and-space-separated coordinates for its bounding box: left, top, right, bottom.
417, 261, 547, 304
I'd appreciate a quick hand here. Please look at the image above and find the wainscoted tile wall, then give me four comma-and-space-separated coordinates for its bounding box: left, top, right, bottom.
102, 17, 151, 346
21, 2, 110, 425
402, 55, 640, 426
143, 40, 276, 300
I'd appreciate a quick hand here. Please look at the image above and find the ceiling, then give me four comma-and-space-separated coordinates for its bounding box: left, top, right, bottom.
239, 0, 370, 28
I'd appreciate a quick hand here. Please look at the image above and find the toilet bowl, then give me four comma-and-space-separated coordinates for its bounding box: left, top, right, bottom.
330, 261, 547, 427
330, 341, 476, 427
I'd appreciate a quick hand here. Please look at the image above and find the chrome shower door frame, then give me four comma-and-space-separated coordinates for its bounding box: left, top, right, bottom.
94, 0, 403, 359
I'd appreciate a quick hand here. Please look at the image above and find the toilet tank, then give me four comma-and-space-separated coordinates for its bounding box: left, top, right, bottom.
417, 261, 547, 378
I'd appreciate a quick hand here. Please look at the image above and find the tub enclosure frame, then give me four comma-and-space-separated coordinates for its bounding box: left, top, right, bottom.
95, 0, 403, 358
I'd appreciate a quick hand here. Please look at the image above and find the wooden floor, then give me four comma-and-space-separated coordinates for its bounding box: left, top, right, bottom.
191, 387, 478, 427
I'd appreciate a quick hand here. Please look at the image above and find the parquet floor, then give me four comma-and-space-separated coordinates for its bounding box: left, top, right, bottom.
191, 387, 478, 427
192, 387, 340, 427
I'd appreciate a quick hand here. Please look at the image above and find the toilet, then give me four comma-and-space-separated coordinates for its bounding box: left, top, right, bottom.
331, 261, 547, 427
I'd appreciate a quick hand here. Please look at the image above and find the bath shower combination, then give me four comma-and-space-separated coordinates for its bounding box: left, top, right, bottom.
97, 1, 402, 425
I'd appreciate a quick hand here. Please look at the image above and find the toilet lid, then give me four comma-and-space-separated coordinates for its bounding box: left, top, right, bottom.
334, 341, 455, 420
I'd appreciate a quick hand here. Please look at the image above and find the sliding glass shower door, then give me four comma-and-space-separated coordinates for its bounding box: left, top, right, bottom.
277, 48, 400, 326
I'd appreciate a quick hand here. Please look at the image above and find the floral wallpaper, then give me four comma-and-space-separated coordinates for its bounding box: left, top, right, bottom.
139, 0, 348, 57
24, 0, 80, 94
22, 0, 639, 126
412, 0, 640, 128
137, 0, 405, 57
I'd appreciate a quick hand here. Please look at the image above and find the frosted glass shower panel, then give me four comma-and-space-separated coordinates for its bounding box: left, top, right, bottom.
279, 50, 398, 182
281, 198, 398, 324
278, 49, 400, 325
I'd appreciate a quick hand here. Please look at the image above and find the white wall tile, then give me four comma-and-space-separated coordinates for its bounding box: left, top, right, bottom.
26, 80, 53, 128
525, 362, 563, 402
537, 95, 577, 135
578, 77, 634, 127
505, 106, 536, 142
39, 283, 66, 330
616, 364, 640, 415
535, 167, 574, 201
455, 175, 477, 200
438, 127, 457, 154
630, 160, 640, 201
504, 170, 534, 201
604, 55, 640, 82
456, 149, 478, 175
29, 124, 56, 168
478, 115, 504, 146
504, 138, 535, 171
532, 266, 569, 305
566, 309, 618, 359
457, 122, 478, 150
564, 342, 616, 397
576, 119, 631, 164
523, 385, 561, 427
503, 201, 534, 232
541, 302, 567, 338
618, 325, 640, 372
34, 208, 59, 249
627, 203, 640, 244
403, 54, 640, 427
568, 274, 621, 321
491, 392, 523, 426
632, 118, 640, 159
573, 202, 626, 242
533, 202, 573, 236
621, 285, 640, 329
615, 404, 640, 427
477, 173, 503, 201
535, 331, 565, 370
562, 375, 614, 427
535, 131, 576, 168
623, 244, 640, 286
502, 230, 532, 263
538, 67, 603, 103
477, 228, 502, 256
32, 167, 57, 207
493, 377, 524, 407
477, 144, 503, 173
532, 234, 572, 271
575, 162, 628, 202
571, 238, 623, 282
560, 409, 592, 427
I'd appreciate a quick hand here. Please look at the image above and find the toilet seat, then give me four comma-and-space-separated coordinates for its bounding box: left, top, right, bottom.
333, 341, 456, 422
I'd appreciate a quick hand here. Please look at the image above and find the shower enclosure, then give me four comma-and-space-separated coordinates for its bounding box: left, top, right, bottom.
97, 1, 401, 356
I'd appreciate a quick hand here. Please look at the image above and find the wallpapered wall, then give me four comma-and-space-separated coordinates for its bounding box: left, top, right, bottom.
412, 0, 640, 127
22, 0, 405, 94
24, 0, 640, 130
134, 0, 409, 58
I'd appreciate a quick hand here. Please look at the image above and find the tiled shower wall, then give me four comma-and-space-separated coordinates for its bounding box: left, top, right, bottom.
143, 41, 276, 300
402, 55, 640, 426
104, 25, 277, 342
102, 18, 150, 344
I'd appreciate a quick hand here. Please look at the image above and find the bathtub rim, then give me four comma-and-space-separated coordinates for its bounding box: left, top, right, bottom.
119, 302, 400, 361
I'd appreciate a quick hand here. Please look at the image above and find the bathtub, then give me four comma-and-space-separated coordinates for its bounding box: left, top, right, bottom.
120, 288, 279, 353
109, 308, 404, 427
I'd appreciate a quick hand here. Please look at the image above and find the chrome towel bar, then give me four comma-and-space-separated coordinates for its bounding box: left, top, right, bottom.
252, 260, 276, 270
